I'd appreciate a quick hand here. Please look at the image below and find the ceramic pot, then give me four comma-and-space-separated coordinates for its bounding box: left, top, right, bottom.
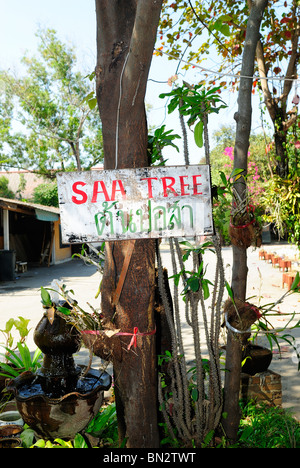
0, 410, 23, 426
0, 423, 23, 438
0, 437, 22, 448
242, 344, 272, 376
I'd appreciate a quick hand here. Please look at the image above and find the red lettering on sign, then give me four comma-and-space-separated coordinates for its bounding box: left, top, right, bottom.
192, 175, 202, 195
179, 175, 190, 196
141, 177, 158, 199
161, 177, 178, 197
91, 181, 110, 202
72, 181, 88, 205
111, 180, 126, 200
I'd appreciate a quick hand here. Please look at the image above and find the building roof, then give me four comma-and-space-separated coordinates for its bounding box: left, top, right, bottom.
0, 197, 59, 221
0, 171, 45, 199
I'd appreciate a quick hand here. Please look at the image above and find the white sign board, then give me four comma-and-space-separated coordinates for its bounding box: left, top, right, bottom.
56, 165, 214, 243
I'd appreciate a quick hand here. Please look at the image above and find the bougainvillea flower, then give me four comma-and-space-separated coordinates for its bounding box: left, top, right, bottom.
167, 74, 178, 86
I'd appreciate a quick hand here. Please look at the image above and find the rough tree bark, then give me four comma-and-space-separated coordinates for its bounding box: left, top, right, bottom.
222, 0, 268, 442
94, 0, 163, 448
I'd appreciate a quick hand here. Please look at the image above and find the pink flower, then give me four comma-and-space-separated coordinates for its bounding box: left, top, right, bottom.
292, 94, 300, 105
294, 141, 300, 149
167, 74, 178, 86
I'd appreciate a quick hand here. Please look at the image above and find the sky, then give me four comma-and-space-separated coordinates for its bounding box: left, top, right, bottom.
0, 0, 269, 166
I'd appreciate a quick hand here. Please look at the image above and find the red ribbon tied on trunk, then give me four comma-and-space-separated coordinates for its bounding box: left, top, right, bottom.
82, 327, 156, 351
116, 327, 156, 350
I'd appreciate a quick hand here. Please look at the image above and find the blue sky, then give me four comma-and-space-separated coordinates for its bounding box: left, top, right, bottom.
0, 0, 268, 165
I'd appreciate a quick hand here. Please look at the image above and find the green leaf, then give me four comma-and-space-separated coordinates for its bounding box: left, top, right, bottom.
194, 120, 204, 148
0, 362, 20, 378
189, 277, 200, 292
291, 272, 300, 291
87, 97, 97, 110
1, 318, 15, 333
40, 287, 52, 307
73, 433, 88, 448
56, 306, 71, 316
201, 280, 210, 300
20, 427, 36, 448
17, 342, 33, 370
32, 439, 46, 448
2, 346, 23, 368
219, 171, 228, 186
191, 387, 199, 402
225, 281, 234, 300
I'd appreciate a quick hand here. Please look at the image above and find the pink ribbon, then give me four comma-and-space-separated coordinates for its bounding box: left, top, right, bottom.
82, 327, 156, 351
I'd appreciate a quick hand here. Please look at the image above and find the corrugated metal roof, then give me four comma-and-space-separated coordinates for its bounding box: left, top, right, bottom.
0, 197, 60, 219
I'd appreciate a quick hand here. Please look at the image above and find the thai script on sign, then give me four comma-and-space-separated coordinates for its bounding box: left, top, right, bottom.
56, 165, 214, 243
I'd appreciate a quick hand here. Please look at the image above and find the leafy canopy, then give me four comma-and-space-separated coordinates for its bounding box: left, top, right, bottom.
0, 28, 103, 177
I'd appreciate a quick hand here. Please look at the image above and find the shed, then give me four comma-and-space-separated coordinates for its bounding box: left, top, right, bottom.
0, 197, 72, 275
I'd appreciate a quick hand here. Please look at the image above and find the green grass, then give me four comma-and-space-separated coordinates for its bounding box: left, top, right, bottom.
237, 401, 300, 448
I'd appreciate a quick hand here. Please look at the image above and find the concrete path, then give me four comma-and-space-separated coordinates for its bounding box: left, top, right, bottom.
1, 242, 300, 419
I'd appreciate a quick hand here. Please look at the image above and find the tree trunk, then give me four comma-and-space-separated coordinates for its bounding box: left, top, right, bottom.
255, 0, 299, 178
94, 0, 163, 448
222, 0, 268, 442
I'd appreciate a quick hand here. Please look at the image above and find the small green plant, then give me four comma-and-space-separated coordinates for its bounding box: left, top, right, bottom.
224, 278, 300, 369
40, 284, 102, 332
21, 427, 88, 448
85, 402, 119, 446
238, 401, 300, 448
0, 317, 31, 351
169, 240, 215, 301
0, 343, 42, 379
147, 125, 180, 166
0, 316, 42, 380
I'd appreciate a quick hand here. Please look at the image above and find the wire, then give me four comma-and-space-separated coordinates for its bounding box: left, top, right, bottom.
154, 48, 300, 83
115, 52, 130, 170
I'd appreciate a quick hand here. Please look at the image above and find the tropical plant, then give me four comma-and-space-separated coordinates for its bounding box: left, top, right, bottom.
261, 175, 300, 246
0, 343, 42, 379
224, 274, 300, 370
21, 429, 88, 448
147, 124, 181, 165
159, 82, 227, 148
40, 284, 102, 333
0, 317, 31, 352
85, 402, 119, 447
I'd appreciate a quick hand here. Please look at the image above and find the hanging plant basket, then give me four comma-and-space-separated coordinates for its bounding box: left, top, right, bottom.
223, 298, 261, 345
229, 218, 255, 248
229, 203, 262, 248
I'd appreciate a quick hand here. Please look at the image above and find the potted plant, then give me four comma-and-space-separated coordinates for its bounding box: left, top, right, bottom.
40, 280, 123, 363
224, 274, 300, 375
0, 317, 42, 393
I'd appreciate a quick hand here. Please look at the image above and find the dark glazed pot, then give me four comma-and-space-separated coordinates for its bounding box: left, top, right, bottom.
34, 310, 81, 378
242, 344, 273, 376
6, 308, 112, 439
7, 369, 111, 440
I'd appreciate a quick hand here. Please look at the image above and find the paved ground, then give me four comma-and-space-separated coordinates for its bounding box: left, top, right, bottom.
1, 241, 300, 419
